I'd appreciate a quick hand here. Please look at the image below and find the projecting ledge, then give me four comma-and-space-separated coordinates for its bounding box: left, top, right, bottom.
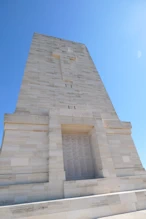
103, 120, 132, 129
4, 113, 49, 125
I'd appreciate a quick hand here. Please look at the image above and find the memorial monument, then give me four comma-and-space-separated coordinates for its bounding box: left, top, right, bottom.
0, 33, 146, 218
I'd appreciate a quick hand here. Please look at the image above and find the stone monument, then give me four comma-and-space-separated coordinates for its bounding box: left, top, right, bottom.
0, 33, 146, 219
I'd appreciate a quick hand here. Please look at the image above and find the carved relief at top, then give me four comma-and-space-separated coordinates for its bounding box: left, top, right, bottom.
52, 46, 77, 82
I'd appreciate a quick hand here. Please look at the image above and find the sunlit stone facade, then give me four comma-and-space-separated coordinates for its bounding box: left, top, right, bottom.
0, 33, 146, 219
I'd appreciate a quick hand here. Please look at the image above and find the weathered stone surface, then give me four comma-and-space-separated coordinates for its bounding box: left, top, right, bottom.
0, 189, 146, 219
0, 33, 145, 218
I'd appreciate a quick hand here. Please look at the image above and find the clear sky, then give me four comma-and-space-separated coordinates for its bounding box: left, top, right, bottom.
0, 0, 146, 168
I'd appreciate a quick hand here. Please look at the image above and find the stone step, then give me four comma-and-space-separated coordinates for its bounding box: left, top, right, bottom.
0, 189, 146, 219
100, 210, 146, 219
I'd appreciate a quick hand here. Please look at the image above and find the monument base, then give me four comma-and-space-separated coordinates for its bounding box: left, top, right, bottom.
0, 189, 146, 219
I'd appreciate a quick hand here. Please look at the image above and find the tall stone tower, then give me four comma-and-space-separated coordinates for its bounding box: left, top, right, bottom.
0, 33, 146, 219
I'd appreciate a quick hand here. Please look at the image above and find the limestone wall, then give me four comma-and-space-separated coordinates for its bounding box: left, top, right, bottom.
0, 108, 145, 204
0, 114, 49, 185
16, 33, 117, 120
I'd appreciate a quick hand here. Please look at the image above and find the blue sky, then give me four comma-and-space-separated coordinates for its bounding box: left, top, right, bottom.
0, 0, 146, 168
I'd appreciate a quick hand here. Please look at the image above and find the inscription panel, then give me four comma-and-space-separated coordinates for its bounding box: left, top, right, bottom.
62, 133, 95, 180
